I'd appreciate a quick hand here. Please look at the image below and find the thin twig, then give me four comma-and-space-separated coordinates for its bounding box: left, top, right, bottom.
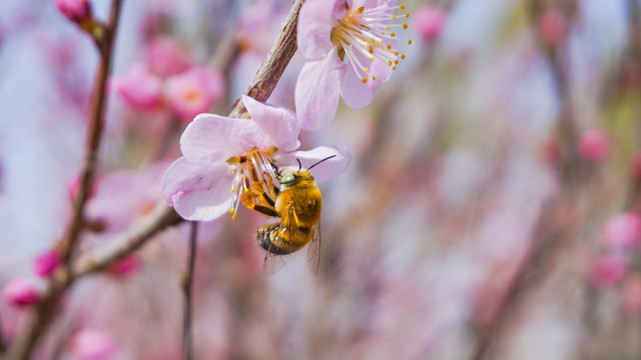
182, 222, 198, 360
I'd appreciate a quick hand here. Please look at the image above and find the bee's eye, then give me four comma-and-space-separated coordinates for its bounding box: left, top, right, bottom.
281, 175, 295, 183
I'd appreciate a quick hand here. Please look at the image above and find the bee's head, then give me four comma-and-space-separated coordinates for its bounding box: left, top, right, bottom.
277, 155, 336, 189
277, 165, 311, 189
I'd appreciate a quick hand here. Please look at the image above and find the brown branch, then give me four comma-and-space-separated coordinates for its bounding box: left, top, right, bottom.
228, 0, 304, 118
4, 2, 123, 359
182, 222, 198, 360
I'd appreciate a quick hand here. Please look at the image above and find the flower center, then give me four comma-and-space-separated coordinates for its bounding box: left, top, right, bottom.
227, 147, 278, 219
330, 3, 411, 84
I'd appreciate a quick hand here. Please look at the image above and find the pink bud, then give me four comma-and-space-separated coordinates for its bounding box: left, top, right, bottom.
602, 212, 641, 249
164, 66, 225, 121
108, 255, 142, 277
110, 64, 163, 111
34, 250, 62, 277
537, 9, 567, 47
590, 254, 627, 289
70, 328, 118, 360
4, 277, 39, 307
143, 36, 191, 77
625, 275, 641, 315
578, 129, 609, 163
413, 6, 446, 41
54, 0, 91, 22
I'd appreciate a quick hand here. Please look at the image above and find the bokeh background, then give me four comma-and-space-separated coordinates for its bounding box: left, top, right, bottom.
1, 0, 640, 359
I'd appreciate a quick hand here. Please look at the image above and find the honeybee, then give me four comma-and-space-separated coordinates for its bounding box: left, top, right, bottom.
250, 155, 336, 274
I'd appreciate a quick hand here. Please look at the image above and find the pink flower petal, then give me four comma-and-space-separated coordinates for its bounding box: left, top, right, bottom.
110, 64, 163, 111
162, 158, 234, 221
340, 49, 391, 109
275, 145, 351, 182
143, 36, 191, 77
297, 0, 337, 60
295, 54, 345, 131
180, 114, 261, 165
164, 66, 225, 121
242, 95, 300, 152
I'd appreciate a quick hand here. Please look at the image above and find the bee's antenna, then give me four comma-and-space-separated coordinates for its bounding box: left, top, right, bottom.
308, 155, 337, 170
296, 158, 302, 172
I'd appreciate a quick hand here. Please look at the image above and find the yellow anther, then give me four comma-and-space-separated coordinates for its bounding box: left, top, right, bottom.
369, 46, 374, 54
387, 44, 392, 50
387, 60, 392, 66
408, 39, 412, 45
400, 5, 405, 10
406, 12, 410, 18
403, 24, 408, 29
361, 78, 367, 83
244, 188, 249, 193
390, 32, 396, 37
230, 188, 235, 192
392, 66, 396, 70
372, 76, 376, 80
229, 208, 235, 213
232, 214, 238, 219
401, 54, 406, 59
370, 56, 375, 61
394, 60, 399, 65
386, 26, 390, 30
364, 68, 369, 73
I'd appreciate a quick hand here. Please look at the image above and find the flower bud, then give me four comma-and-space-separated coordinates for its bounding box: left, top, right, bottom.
590, 254, 627, 288
537, 9, 567, 47
34, 249, 62, 277
578, 129, 609, 163
4, 277, 39, 307
413, 6, 446, 42
54, 0, 91, 23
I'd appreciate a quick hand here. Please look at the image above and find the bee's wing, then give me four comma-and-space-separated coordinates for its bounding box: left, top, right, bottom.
262, 251, 295, 276
306, 222, 321, 275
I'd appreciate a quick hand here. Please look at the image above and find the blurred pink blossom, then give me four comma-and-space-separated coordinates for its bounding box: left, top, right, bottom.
54, 0, 90, 22
578, 129, 609, 163
295, 0, 407, 130
110, 64, 163, 111
4, 277, 39, 307
163, 95, 350, 220
537, 9, 567, 47
164, 66, 225, 121
107, 255, 142, 277
142, 36, 191, 77
413, 6, 446, 41
34, 250, 62, 278
70, 328, 118, 360
601, 212, 641, 249
590, 254, 627, 288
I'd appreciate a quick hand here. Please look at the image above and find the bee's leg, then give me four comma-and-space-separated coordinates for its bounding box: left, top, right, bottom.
252, 204, 278, 217
241, 182, 278, 217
